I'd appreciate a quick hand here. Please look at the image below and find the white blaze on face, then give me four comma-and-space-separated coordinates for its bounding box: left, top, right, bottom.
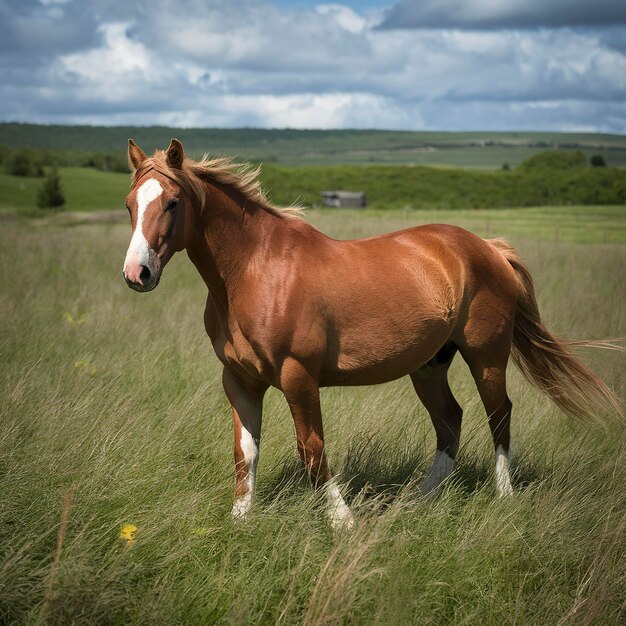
124, 178, 163, 281
231, 423, 259, 520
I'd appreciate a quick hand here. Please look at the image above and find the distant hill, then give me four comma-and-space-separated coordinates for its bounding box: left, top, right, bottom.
1, 123, 626, 169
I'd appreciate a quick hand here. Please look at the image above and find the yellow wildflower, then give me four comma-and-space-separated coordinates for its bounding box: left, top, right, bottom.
74, 360, 97, 376
120, 524, 138, 544
64, 311, 86, 326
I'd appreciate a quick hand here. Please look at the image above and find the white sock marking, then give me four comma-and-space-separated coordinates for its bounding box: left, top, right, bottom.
421, 449, 455, 494
495, 445, 513, 497
124, 178, 163, 274
231, 492, 253, 519
231, 423, 259, 520
326, 479, 354, 531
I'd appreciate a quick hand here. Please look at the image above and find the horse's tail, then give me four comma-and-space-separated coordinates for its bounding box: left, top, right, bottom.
487, 238, 624, 423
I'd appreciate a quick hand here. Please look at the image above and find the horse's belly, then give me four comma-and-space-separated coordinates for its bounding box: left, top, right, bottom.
320, 318, 451, 386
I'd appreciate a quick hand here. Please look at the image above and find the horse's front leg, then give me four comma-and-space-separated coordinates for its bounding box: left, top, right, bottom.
281, 359, 354, 531
222, 368, 267, 521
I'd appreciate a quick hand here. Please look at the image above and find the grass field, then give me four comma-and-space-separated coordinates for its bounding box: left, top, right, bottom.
1, 208, 625, 624
0, 168, 129, 214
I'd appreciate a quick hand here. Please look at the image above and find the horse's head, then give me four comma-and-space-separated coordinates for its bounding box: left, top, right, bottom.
123, 138, 194, 292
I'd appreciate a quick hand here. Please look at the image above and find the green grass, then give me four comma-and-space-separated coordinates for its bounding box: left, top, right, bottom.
0, 167, 129, 214
311, 205, 626, 244
0, 209, 625, 624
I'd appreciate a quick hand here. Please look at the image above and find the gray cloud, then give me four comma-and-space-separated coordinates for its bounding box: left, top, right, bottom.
379, 0, 626, 30
0, 0, 99, 61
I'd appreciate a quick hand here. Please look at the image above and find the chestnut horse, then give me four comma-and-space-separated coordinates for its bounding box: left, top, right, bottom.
123, 139, 621, 530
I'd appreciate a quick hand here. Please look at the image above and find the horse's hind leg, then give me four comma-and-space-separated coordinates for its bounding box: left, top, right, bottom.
411, 343, 463, 494
462, 348, 514, 497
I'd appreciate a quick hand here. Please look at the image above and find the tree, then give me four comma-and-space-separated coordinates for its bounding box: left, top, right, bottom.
518, 150, 586, 172
590, 154, 606, 167
8, 151, 34, 176
6, 149, 45, 177
37, 168, 65, 209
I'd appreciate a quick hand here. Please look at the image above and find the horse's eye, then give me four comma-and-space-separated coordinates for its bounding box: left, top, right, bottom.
166, 198, 179, 212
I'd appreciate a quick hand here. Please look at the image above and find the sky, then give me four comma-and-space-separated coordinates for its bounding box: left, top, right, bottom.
1, 0, 625, 132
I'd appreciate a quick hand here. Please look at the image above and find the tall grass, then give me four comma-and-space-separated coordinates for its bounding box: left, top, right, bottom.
0, 212, 624, 624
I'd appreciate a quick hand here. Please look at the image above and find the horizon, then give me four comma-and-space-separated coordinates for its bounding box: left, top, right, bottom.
1, 121, 625, 138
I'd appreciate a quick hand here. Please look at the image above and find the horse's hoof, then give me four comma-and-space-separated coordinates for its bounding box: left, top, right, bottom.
231, 495, 253, 521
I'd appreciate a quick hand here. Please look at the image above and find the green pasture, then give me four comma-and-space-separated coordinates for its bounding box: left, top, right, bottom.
0, 167, 129, 214
1, 206, 625, 624
312, 205, 626, 244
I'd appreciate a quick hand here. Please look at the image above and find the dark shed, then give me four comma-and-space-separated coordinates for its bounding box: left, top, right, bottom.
320, 191, 366, 209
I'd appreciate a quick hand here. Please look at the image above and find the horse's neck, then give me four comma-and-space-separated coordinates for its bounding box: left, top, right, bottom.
186, 181, 286, 307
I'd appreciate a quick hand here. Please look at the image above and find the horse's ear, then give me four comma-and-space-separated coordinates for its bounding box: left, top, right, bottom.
166, 138, 185, 169
128, 139, 147, 171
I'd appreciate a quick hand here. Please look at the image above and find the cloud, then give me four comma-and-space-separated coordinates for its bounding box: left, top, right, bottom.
315, 4, 368, 33
0, 0, 624, 132
158, 92, 420, 129
57, 23, 159, 98
379, 0, 626, 30
0, 0, 98, 62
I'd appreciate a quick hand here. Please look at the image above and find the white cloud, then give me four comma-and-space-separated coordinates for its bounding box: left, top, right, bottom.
315, 4, 368, 34
61, 23, 151, 77
220, 92, 420, 128
55, 22, 163, 102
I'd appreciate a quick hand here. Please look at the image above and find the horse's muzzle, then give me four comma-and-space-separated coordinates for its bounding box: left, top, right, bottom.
122, 266, 160, 292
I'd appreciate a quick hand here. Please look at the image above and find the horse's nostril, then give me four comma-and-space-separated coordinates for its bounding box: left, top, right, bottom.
140, 265, 151, 284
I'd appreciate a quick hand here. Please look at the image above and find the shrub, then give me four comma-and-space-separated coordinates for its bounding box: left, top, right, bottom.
517, 150, 586, 172
85, 152, 130, 173
6, 150, 44, 177
590, 154, 606, 167
37, 168, 65, 209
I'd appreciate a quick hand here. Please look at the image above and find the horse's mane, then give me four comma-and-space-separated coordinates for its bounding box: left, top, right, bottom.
133, 152, 304, 220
